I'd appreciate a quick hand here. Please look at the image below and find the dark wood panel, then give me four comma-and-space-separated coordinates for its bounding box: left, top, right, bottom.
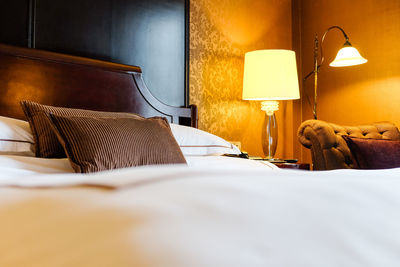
35, 0, 112, 61
273, 163, 310, 170
33, 0, 186, 107
0, 0, 188, 107
111, 0, 186, 107
0, 0, 29, 46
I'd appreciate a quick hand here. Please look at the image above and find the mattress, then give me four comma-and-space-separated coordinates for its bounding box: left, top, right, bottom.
0, 155, 399, 266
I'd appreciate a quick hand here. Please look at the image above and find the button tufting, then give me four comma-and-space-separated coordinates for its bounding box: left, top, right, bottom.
344, 157, 352, 165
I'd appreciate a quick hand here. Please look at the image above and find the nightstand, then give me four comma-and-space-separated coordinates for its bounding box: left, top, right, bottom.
224, 154, 311, 170
247, 156, 310, 170
272, 162, 310, 170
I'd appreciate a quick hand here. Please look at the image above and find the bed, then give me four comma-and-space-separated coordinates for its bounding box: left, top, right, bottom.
0, 44, 400, 267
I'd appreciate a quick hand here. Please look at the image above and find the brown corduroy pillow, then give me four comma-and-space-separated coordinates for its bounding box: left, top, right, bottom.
47, 114, 186, 173
20, 100, 142, 158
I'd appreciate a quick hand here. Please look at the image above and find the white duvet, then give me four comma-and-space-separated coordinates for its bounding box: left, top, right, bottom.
0, 155, 400, 267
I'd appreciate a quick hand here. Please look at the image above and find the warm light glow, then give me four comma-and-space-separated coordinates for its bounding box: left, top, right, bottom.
201, 0, 280, 46
329, 46, 368, 67
242, 50, 300, 101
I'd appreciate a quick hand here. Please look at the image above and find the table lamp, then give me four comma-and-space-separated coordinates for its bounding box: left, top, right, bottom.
303, 25, 367, 119
242, 49, 300, 159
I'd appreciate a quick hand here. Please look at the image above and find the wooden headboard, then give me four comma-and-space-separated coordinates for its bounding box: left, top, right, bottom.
0, 44, 197, 127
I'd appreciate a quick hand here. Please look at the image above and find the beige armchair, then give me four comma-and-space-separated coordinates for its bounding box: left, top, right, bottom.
298, 120, 400, 170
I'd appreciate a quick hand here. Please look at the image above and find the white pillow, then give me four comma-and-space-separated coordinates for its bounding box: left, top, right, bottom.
170, 124, 241, 156
0, 116, 34, 156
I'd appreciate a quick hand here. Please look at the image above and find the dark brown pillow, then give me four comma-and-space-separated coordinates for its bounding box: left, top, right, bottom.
342, 135, 400, 169
20, 100, 141, 158
47, 114, 186, 173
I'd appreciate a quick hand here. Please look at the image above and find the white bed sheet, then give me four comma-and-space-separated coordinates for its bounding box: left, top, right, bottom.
0, 155, 399, 266
0, 154, 277, 177
0, 155, 278, 188
186, 155, 278, 169
0, 154, 74, 174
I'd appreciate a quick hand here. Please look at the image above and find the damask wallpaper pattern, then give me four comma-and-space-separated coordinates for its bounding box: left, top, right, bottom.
189, 0, 293, 156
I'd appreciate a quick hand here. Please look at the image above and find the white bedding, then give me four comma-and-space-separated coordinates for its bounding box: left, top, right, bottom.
0, 154, 277, 175
0, 155, 277, 188
0, 155, 73, 174
0, 155, 400, 266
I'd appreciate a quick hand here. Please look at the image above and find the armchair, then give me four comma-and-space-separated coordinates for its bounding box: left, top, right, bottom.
298, 120, 400, 170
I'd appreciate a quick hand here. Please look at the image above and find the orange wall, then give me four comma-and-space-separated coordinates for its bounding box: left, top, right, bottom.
189, 0, 400, 162
189, 0, 295, 157
296, 0, 400, 163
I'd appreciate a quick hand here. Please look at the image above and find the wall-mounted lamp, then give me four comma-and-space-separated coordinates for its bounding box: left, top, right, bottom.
304, 26, 367, 119
243, 49, 300, 159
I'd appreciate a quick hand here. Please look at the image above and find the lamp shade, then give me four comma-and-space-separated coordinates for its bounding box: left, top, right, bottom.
329, 46, 368, 67
242, 49, 300, 100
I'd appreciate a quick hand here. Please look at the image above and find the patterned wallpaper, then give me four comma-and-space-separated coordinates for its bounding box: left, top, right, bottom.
189, 0, 293, 156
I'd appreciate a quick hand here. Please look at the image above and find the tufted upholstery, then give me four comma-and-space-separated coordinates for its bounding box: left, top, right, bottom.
298, 120, 400, 170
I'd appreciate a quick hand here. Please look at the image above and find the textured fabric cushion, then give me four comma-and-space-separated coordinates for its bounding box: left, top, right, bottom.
20, 100, 141, 158
0, 116, 34, 156
342, 136, 400, 169
47, 114, 186, 173
169, 124, 241, 156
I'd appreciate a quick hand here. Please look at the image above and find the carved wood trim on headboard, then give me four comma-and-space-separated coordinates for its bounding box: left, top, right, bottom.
0, 43, 197, 127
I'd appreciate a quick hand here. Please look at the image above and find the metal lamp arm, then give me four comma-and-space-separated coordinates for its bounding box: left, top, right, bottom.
303, 25, 349, 81
302, 25, 350, 120
320, 26, 349, 66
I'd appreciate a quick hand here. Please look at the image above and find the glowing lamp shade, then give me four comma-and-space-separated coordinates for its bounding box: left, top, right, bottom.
242, 50, 300, 101
329, 46, 368, 67
242, 49, 300, 159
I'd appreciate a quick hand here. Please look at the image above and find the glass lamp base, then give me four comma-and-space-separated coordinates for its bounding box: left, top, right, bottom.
261, 113, 278, 158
